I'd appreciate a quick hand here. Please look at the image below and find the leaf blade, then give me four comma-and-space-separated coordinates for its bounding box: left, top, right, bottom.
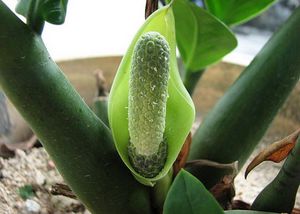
245, 128, 300, 178
172, 0, 237, 71
205, 0, 277, 25
15, 0, 68, 25
42, 0, 68, 24
164, 170, 224, 214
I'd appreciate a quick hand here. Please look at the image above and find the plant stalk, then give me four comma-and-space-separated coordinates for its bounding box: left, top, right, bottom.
184, 69, 205, 95
0, 2, 152, 213
251, 137, 300, 213
189, 6, 300, 186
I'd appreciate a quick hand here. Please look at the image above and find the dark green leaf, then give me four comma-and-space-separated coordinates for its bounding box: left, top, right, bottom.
172, 0, 237, 71
42, 0, 68, 24
15, 0, 68, 25
189, 6, 300, 186
0, 2, 152, 212
15, 0, 31, 17
205, 0, 276, 25
163, 170, 224, 214
225, 211, 278, 214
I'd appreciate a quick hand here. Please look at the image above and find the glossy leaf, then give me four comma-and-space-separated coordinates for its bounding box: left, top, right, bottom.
108, 4, 195, 186
189, 6, 300, 176
205, 0, 276, 25
0, 2, 152, 212
15, 0, 68, 25
43, 0, 68, 24
163, 170, 224, 214
172, 0, 237, 71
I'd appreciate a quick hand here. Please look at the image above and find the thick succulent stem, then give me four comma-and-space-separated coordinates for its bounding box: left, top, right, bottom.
27, 0, 45, 35
189, 6, 300, 170
0, 2, 152, 213
183, 69, 205, 95
128, 32, 170, 178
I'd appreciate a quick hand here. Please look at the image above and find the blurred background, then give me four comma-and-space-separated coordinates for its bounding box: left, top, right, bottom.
3, 1, 146, 61
2, 0, 298, 65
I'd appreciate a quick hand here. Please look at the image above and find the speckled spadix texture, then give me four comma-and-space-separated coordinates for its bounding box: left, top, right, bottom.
128, 32, 170, 178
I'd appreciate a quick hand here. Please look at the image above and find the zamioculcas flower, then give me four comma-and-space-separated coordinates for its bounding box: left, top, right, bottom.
127, 31, 170, 178
108, 2, 195, 186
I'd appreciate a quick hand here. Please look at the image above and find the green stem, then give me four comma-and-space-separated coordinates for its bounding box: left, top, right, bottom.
0, 2, 152, 213
27, 0, 45, 35
184, 69, 205, 95
93, 97, 109, 127
152, 169, 173, 212
251, 137, 300, 213
92, 71, 109, 127
189, 6, 300, 170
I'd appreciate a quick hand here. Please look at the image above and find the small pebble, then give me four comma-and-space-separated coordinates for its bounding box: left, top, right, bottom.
34, 170, 45, 185
47, 160, 55, 170
25, 199, 41, 213
15, 149, 27, 159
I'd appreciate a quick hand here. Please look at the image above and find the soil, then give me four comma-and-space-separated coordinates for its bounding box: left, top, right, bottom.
0, 140, 299, 213
0, 58, 299, 213
0, 148, 89, 214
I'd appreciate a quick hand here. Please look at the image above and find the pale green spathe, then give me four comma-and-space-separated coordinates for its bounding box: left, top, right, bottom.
108, 3, 195, 186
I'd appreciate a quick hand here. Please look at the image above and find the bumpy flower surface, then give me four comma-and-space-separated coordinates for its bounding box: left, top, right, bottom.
128, 32, 170, 178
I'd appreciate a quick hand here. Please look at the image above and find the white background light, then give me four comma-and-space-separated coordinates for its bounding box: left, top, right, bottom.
3, 0, 268, 65
3, 0, 145, 61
